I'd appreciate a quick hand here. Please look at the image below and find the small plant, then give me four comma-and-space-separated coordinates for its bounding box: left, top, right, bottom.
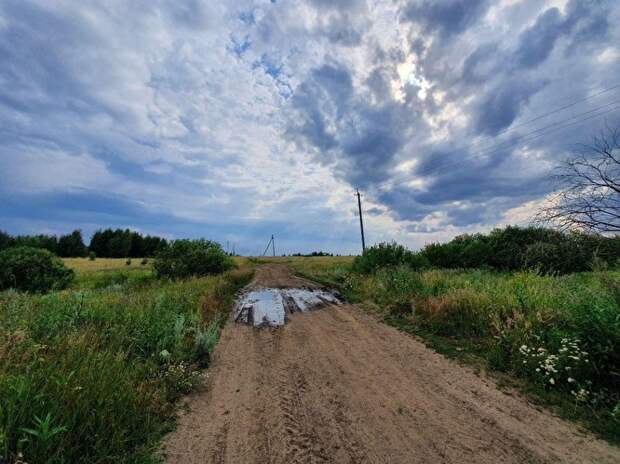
19, 413, 67, 442
125, 258, 132, 266
518, 337, 589, 389
0, 247, 74, 292
140, 258, 148, 266
159, 361, 202, 400
88, 251, 96, 261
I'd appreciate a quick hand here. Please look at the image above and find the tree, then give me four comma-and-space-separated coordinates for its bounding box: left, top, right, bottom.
0, 231, 15, 251
537, 127, 620, 234
57, 230, 88, 257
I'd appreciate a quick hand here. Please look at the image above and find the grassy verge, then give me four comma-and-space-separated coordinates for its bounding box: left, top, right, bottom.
0, 262, 253, 463
290, 260, 620, 444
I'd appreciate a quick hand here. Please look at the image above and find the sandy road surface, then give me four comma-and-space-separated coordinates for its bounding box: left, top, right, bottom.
163, 265, 620, 463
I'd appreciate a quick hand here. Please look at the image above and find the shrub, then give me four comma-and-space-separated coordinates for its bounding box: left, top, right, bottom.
418, 226, 620, 274
0, 247, 74, 293
353, 242, 427, 274
153, 240, 233, 279
140, 258, 148, 265
125, 258, 132, 266
88, 251, 96, 261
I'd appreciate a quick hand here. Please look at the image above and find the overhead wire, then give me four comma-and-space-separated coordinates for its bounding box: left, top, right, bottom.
379, 97, 620, 191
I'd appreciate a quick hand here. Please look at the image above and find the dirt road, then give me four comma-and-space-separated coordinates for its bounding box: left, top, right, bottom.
163, 265, 620, 463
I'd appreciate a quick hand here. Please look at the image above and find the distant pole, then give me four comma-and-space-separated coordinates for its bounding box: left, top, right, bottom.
356, 189, 366, 253
271, 234, 275, 257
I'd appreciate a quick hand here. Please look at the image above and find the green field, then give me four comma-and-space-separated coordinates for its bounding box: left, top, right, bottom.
0, 259, 253, 463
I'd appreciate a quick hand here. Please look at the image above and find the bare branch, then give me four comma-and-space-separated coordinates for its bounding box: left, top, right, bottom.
536, 126, 620, 234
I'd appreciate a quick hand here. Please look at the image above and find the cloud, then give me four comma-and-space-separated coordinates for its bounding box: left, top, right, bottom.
401, 0, 490, 39
1, 0, 619, 253
474, 78, 547, 135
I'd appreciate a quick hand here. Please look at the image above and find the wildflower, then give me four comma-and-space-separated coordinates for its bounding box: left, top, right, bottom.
549, 378, 555, 385
567, 377, 575, 383
160, 349, 171, 359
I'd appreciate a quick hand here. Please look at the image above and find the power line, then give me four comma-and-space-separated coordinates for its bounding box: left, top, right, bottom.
477, 82, 620, 142
381, 100, 620, 190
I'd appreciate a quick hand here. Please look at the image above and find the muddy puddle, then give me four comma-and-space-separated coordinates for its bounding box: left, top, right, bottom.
234, 287, 341, 327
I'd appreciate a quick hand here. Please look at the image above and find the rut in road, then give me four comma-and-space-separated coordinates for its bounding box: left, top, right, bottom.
163, 264, 620, 464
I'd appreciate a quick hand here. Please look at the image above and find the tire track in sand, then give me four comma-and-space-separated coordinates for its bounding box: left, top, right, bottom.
163, 264, 620, 464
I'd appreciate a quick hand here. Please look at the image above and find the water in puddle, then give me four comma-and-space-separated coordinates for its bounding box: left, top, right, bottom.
235, 287, 340, 327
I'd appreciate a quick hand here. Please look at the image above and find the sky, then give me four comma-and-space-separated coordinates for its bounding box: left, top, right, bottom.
1, 0, 619, 255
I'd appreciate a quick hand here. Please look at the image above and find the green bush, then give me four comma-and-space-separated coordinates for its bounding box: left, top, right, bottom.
353, 242, 428, 274
419, 226, 619, 274
0, 247, 74, 293
88, 252, 96, 261
125, 258, 132, 266
153, 240, 233, 279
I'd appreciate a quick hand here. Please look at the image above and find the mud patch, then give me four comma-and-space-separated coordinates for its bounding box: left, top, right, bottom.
234, 288, 340, 327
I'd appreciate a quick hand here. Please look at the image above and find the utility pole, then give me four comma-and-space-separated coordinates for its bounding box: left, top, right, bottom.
271, 234, 275, 257
356, 189, 366, 253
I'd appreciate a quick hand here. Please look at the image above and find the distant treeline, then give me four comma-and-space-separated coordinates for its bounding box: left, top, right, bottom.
0, 229, 168, 258
89, 229, 167, 258
0, 230, 88, 257
290, 251, 335, 257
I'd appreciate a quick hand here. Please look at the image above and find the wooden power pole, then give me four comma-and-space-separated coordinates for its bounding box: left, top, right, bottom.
271, 234, 275, 257
356, 189, 366, 253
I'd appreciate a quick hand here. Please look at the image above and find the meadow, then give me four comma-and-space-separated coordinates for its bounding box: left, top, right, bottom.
2, 251, 619, 463
0, 258, 253, 463
282, 255, 620, 443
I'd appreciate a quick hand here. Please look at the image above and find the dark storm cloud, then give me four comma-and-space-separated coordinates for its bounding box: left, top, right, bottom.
474, 78, 547, 136
323, 19, 363, 47
461, 43, 499, 84
309, 0, 364, 11
287, 62, 411, 188
513, 7, 564, 69
512, 1, 610, 71
401, 0, 490, 39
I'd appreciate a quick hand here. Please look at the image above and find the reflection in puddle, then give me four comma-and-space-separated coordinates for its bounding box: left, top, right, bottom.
234, 287, 340, 327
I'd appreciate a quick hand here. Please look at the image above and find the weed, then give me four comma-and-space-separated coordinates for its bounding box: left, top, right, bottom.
0, 264, 254, 463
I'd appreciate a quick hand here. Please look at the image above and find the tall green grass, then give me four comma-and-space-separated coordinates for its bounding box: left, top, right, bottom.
293, 261, 620, 442
0, 267, 253, 463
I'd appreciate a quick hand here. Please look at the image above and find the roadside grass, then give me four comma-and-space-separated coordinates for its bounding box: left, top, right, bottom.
290, 260, 620, 444
0, 262, 254, 463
